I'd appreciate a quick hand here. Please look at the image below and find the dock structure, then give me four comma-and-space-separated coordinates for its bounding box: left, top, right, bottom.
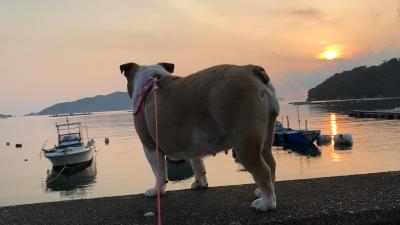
1, 171, 399, 225
289, 96, 400, 105
49, 112, 92, 117
348, 110, 400, 119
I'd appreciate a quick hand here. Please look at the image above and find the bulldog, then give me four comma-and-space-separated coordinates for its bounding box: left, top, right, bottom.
120, 62, 279, 211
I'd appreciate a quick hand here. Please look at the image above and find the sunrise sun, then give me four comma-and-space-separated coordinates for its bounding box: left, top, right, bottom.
325, 50, 338, 60
318, 45, 342, 60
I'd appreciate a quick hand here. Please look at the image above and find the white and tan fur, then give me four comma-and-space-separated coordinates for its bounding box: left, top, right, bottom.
120, 62, 279, 211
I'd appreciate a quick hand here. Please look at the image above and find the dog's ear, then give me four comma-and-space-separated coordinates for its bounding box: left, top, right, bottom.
158, 62, 175, 73
120, 62, 139, 78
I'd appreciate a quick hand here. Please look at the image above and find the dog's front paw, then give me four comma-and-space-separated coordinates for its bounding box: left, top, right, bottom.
251, 197, 276, 211
144, 187, 165, 198
144, 187, 158, 197
191, 179, 208, 190
254, 188, 262, 198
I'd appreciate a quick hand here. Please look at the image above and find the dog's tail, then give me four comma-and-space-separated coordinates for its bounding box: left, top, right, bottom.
252, 66, 270, 85
252, 66, 279, 118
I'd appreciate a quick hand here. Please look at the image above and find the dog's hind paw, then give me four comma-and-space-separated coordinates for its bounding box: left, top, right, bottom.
251, 197, 276, 212
191, 180, 208, 190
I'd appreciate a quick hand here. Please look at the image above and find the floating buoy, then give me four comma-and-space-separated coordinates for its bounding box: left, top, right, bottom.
15, 144, 23, 148
88, 139, 95, 146
317, 135, 331, 146
6, 142, 10, 146
104, 138, 110, 145
334, 144, 352, 151
333, 134, 353, 145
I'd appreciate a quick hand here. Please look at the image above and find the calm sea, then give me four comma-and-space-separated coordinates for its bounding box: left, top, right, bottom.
1, 100, 400, 207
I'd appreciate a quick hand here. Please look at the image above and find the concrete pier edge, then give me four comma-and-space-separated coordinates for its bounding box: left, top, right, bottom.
1, 171, 399, 225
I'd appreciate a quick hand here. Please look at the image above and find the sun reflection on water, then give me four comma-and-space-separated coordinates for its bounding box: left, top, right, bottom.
331, 152, 341, 162
330, 113, 341, 162
330, 113, 338, 136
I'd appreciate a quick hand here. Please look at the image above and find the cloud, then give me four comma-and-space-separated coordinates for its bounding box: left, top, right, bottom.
289, 7, 322, 18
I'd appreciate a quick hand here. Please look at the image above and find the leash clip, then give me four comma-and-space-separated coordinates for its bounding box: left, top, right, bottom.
152, 77, 159, 91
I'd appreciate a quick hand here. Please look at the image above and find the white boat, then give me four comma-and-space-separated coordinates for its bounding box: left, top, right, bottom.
42, 119, 95, 169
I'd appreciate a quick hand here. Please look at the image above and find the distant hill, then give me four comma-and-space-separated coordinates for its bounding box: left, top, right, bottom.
0, 114, 12, 119
307, 58, 400, 101
37, 92, 131, 115
36, 90, 284, 116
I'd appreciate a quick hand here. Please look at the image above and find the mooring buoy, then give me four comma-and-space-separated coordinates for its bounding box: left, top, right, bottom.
6, 142, 10, 146
317, 135, 332, 146
333, 134, 353, 145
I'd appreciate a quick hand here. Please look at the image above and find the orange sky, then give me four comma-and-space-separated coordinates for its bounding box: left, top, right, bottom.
1, 0, 400, 115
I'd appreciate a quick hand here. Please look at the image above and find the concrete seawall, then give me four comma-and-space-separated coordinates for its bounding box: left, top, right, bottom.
1, 171, 399, 225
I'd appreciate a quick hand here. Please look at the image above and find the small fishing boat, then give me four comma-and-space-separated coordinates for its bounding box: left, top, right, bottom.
274, 121, 320, 146
42, 118, 95, 169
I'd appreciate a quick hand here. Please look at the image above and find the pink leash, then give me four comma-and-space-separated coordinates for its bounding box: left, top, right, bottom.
153, 79, 162, 225
133, 78, 162, 225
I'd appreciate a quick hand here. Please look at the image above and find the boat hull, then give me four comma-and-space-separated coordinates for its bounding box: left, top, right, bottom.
274, 130, 320, 146
44, 146, 95, 168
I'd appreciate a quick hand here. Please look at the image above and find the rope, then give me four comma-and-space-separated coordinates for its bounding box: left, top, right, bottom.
153, 80, 162, 225
45, 165, 67, 184
31, 165, 67, 191
32, 155, 97, 191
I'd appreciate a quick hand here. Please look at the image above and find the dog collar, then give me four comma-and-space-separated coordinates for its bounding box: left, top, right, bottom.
133, 78, 157, 115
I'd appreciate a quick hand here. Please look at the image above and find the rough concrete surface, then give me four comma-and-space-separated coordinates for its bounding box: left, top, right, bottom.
1, 171, 399, 225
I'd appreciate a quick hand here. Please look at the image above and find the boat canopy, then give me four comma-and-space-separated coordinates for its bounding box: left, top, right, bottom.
56, 122, 83, 146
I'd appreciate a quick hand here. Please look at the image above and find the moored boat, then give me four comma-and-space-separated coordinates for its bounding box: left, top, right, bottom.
274, 121, 321, 146
42, 119, 95, 169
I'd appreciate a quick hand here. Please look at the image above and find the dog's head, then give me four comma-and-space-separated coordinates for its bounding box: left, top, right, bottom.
120, 62, 174, 98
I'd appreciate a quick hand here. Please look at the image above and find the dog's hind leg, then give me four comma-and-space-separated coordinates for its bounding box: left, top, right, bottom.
255, 120, 276, 199
143, 145, 168, 197
234, 134, 276, 211
209, 81, 277, 211
190, 158, 208, 190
